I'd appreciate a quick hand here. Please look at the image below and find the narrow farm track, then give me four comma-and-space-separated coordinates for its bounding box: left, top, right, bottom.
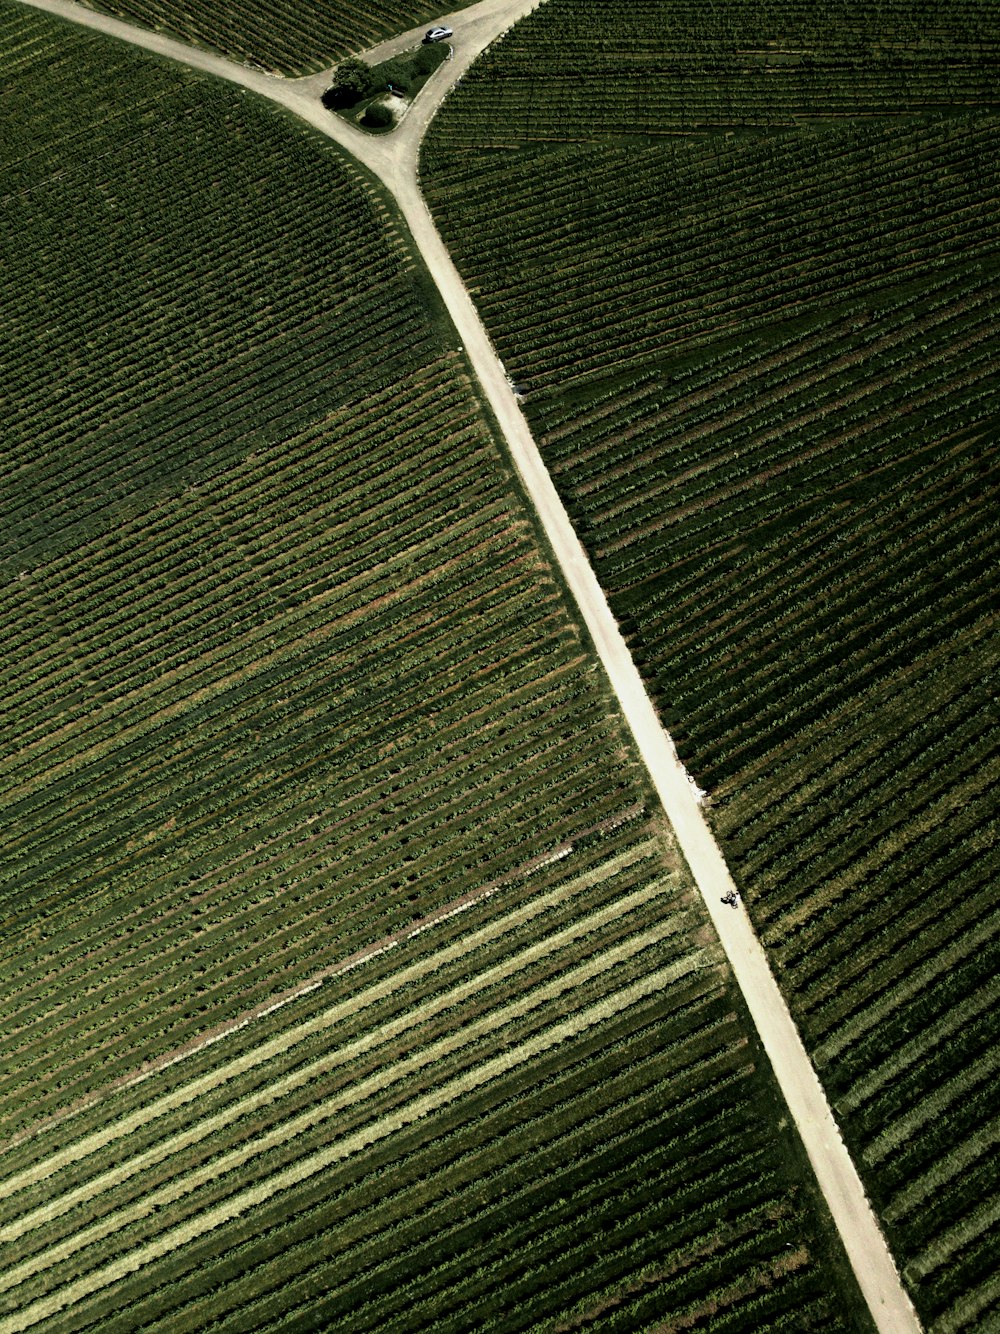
11, 1, 921, 1331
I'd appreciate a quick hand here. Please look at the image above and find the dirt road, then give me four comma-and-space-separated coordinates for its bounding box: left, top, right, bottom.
12, 1, 921, 1330
14, 0, 535, 192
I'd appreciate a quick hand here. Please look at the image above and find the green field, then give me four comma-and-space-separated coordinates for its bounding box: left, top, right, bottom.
422, 2, 1000, 1329
431, 0, 1000, 141
0, 5, 867, 1329
77, 0, 473, 73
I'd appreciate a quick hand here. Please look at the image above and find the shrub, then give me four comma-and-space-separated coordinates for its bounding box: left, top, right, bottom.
363, 102, 395, 129
378, 58, 413, 95
413, 44, 448, 77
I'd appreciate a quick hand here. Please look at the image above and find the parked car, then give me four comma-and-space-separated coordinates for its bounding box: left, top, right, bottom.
423, 26, 453, 43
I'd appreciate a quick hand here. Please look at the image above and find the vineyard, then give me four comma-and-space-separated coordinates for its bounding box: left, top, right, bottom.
0, 5, 867, 1330
0, 840, 860, 1333
76, 0, 477, 73
428, 0, 1000, 142
422, 2, 1000, 1330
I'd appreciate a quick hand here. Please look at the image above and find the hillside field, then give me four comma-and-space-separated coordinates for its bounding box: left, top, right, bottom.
422, 1, 1000, 1329
77, 0, 478, 72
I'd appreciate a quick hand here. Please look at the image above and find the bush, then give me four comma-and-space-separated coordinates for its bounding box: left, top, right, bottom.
413, 44, 448, 77
363, 102, 395, 129
378, 58, 413, 96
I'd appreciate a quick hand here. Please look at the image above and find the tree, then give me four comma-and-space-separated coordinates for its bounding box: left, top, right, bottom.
362, 102, 394, 129
322, 57, 372, 109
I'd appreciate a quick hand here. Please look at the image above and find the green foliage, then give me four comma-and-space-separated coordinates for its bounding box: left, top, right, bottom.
362, 100, 395, 128
378, 56, 413, 95
323, 55, 371, 107
364, 43, 448, 102
413, 41, 448, 76
0, 9, 863, 1333
426, 0, 1000, 141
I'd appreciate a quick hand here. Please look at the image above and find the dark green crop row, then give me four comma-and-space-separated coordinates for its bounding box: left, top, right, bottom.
0, 7, 875, 1331
0, 640, 595, 1005
4, 959, 715, 1312
427, 0, 1000, 141
0, 858, 676, 1231
0, 829, 664, 1189
1, 901, 694, 1289
0, 751, 643, 1129
0, 465, 502, 762
36, 985, 831, 1334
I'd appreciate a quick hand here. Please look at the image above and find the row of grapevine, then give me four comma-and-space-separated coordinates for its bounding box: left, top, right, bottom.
425, 116, 1000, 396
422, 3, 1000, 1328
0, 838, 850, 1332
0, 345, 654, 1133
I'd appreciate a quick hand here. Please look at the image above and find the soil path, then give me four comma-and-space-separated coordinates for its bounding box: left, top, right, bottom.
12, 2, 920, 1331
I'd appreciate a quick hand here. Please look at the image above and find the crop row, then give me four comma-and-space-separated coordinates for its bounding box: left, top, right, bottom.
423, 10, 999, 1321
0, 9, 861, 1331
0, 833, 663, 1174
2, 56, 435, 584
427, 0, 1000, 141
0, 844, 672, 1201
0, 22, 660, 1153
0, 882, 694, 1268
0, 846, 844, 1332
427, 120, 999, 398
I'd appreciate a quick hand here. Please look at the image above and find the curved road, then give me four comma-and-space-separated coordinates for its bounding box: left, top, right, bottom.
14, 2, 921, 1330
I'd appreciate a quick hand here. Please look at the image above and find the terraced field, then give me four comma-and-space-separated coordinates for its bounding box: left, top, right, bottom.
0, 6, 865, 1330
76, 0, 476, 72
422, 2, 1000, 1329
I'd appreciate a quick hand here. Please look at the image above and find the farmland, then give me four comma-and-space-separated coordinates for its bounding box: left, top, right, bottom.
0, 841, 857, 1332
0, 5, 866, 1330
422, 1, 1000, 1329
431, 0, 1000, 142
76, 0, 475, 73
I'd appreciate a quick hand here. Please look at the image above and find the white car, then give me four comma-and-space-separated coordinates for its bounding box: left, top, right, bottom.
423, 26, 453, 43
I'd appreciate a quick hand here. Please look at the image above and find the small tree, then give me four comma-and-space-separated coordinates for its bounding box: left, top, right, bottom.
322, 57, 372, 109
362, 102, 394, 129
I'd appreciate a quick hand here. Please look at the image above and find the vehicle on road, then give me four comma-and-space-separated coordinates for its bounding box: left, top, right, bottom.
423, 26, 453, 43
